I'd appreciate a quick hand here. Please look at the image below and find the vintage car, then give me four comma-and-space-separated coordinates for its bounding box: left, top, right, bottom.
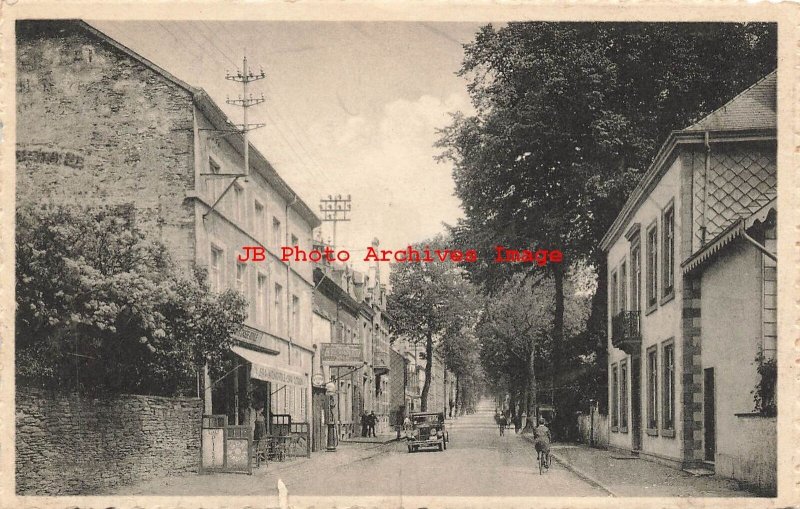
405, 411, 449, 452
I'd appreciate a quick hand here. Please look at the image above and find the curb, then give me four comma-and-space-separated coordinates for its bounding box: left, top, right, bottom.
521, 435, 617, 497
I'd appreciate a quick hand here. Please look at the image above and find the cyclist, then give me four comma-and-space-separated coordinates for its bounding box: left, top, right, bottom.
534, 417, 551, 467
498, 412, 507, 436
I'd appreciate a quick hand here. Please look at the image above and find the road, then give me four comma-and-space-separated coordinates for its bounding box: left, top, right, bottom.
114, 399, 605, 497
282, 400, 604, 497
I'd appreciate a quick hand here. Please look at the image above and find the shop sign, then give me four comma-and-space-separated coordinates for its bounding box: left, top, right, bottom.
250, 363, 305, 387
320, 343, 363, 366
232, 324, 276, 352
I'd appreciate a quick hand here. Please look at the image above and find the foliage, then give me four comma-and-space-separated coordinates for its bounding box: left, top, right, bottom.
437, 22, 777, 416
387, 234, 481, 410
476, 268, 591, 432
753, 350, 777, 417
15, 204, 247, 396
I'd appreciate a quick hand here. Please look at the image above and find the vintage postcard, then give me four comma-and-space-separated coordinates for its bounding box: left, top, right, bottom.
1, 1, 798, 508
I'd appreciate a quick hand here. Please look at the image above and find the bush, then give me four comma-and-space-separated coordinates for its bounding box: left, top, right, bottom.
753, 350, 777, 417
16, 204, 247, 396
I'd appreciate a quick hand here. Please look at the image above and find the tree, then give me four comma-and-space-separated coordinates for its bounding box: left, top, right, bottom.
387, 235, 479, 411
438, 22, 777, 410
15, 204, 247, 396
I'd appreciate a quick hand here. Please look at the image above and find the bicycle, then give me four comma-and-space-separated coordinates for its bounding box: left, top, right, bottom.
538, 448, 550, 474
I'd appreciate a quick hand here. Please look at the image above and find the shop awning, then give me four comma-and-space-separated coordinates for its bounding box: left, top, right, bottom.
231, 345, 306, 388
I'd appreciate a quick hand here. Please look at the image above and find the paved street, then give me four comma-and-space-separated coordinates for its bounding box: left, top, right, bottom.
112, 399, 604, 497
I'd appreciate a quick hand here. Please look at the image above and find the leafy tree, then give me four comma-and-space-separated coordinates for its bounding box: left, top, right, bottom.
16, 204, 247, 396
387, 235, 480, 411
476, 269, 590, 432
438, 22, 777, 412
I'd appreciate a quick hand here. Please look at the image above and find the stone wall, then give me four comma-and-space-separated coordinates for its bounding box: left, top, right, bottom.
16, 386, 201, 495
15, 20, 196, 268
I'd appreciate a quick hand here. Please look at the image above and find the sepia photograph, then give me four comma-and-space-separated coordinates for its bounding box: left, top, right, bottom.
4, 6, 796, 507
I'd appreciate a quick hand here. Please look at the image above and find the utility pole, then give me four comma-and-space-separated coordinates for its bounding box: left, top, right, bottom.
226, 53, 267, 178
202, 54, 267, 219
319, 194, 352, 248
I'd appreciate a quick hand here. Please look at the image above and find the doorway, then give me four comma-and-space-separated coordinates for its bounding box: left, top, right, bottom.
704, 368, 716, 462
630, 356, 642, 451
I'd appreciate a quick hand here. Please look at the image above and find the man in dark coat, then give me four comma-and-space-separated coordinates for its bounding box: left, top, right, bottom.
368, 411, 377, 437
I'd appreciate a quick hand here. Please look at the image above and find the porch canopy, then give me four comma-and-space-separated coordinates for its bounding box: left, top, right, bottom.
231, 345, 306, 388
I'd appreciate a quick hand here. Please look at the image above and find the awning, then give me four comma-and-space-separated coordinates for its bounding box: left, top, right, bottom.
231, 345, 306, 388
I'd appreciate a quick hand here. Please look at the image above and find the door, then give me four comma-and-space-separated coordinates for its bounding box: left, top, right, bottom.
630, 356, 642, 451
704, 368, 716, 462
312, 388, 326, 452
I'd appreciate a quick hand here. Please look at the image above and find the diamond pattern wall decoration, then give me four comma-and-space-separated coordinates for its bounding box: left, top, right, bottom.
692, 145, 776, 252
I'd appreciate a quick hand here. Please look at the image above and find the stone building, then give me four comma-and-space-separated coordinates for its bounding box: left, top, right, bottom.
600, 71, 777, 492
16, 20, 321, 433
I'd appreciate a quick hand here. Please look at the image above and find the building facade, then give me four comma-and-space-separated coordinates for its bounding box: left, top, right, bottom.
600, 71, 777, 491
16, 20, 321, 434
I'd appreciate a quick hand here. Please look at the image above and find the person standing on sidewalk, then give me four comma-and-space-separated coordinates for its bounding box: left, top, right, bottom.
498, 413, 507, 436
368, 411, 377, 437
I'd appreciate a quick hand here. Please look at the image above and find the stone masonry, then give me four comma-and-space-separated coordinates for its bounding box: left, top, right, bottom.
16, 387, 202, 495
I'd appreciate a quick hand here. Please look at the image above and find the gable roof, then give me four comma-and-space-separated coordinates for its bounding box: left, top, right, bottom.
599, 71, 777, 252
684, 71, 776, 132
21, 20, 321, 228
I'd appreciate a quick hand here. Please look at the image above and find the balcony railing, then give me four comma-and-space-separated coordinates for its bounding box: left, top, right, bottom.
611, 311, 641, 355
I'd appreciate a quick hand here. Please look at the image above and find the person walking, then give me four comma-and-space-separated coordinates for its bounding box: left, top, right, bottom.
498, 412, 507, 436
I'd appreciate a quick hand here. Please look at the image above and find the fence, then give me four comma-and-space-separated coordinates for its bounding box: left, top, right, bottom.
576, 404, 609, 448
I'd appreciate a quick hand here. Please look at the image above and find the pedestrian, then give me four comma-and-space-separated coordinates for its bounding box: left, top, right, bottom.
449, 398, 455, 418
368, 411, 377, 437
498, 413, 507, 436
360, 412, 368, 437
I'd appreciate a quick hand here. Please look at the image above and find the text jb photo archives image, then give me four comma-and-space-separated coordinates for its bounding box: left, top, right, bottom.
3, 4, 798, 507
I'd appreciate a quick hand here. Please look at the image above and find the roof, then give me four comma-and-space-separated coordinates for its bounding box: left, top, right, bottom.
25, 20, 321, 228
600, 71, 777, 252
684, 71, 776, 132
681, 198, 776, 274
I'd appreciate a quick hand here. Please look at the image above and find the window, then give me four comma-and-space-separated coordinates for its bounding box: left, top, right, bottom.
610, 270, 618, 317
210, 246, 224, 291
646, 223, 658, 309
611, 365, 619, 429
619, 261, 627, 313
647, 347, 658, 431
630, 241, 641, 312
291, 295, 300, 339
663, 342, 675, 431
232, 183, 245, 224
273, 217, 282, 249
620, 360, 628, 430
254, 201, 266, 241
273, 283, 283, 335
207, 156, 224, 200
257, 274, 268, 327
236, 261, 247, 294
662, 205, 675, 297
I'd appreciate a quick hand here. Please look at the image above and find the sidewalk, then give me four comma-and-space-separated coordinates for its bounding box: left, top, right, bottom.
521, 436, 759, 497
108, 441, 388, 496
340, 432, 399, 444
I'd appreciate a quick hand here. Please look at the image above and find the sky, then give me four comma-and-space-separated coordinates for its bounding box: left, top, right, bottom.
91, 20, 483, 269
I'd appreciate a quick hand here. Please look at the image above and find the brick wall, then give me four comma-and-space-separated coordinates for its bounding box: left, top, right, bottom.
16, 386, 201, 495
681, 275, 703, 465
16, 20, 196, 268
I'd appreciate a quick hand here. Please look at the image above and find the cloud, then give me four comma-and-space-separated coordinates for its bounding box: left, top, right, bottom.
315, 93, 473, 264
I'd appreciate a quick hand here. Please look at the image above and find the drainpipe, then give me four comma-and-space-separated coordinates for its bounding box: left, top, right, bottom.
700, 131, 711, 245
285, 192, 297, 365
742, 228, 777, 262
